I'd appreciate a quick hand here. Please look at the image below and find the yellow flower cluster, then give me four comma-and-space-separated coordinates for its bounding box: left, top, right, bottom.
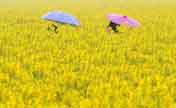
0, 0, 176, 108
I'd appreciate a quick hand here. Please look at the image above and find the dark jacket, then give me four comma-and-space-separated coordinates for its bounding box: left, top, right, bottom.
108, 21, 120, 32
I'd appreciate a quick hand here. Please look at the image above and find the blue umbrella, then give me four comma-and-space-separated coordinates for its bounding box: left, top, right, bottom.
42, 11, 80, 26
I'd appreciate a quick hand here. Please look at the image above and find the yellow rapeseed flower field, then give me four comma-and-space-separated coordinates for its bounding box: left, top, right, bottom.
0, 0, 176, 108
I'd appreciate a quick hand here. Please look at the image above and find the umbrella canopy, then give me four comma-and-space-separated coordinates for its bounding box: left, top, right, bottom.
107, 13, 140, 27
42, 11, 80, 26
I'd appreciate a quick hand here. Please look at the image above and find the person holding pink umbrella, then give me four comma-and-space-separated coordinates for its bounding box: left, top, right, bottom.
107, 21, 120, 32
106, 13, 140, 33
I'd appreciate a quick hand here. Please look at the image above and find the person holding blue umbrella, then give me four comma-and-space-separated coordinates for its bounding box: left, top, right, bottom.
48, 24, 58, 33
42, 11, 80, 33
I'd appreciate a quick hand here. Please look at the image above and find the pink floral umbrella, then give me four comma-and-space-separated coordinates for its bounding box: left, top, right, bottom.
107, 13, 140, 28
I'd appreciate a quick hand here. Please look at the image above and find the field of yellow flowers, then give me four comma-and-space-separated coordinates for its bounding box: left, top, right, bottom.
0, 0, 176, 108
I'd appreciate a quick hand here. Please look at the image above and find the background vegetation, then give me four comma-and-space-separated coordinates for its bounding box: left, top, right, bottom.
0, 0, 176, 108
